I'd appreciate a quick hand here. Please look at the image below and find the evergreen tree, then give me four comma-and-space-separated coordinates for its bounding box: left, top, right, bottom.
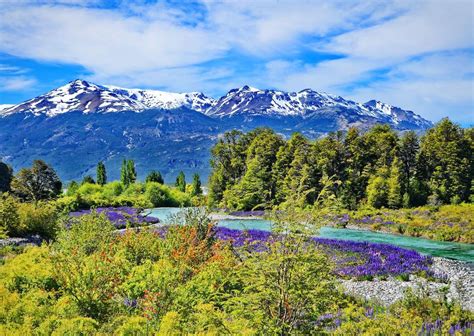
399, 131, 419, 204
191, 173, 203, 196
419, 118, 471, 203
341, 128, 365, 208
0, 161, 13, 193
272, 133, 309, 204
224, 129, 284, 210
282, 141, 319, 207
175, 171, 186, 192
127, 160, 137, 185
146, 170, 164, 184
120, 159, 129, 186
11, 160, 62, 202
121, 159, 136, 186
208, 129, 263, 206
387, 157, 402, 209
96, 161, 107, 186
366, 167, 389, 209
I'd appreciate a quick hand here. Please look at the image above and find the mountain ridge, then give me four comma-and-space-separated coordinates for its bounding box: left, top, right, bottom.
1, 79, 432, 129
0, 79, 433, 182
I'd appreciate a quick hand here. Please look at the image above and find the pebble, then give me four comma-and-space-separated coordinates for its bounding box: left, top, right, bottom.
341, 257, 474, 311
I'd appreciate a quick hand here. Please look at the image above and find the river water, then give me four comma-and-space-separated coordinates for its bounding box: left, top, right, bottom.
146, 207, 474, 263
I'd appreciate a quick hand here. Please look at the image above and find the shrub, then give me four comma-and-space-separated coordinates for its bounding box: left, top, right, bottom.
0, 193, 21, 237
17, 202, 60, 240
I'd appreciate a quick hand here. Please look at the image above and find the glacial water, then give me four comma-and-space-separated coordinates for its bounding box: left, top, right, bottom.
146, 207, 474, 263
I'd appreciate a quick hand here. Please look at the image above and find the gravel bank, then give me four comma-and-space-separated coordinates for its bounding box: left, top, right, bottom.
341, 257, 474, 311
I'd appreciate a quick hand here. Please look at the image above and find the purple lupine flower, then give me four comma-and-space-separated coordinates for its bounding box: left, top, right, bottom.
69, 207, 160, 229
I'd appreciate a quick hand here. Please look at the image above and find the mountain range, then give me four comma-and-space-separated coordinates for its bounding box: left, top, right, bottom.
0, 79, 432, 182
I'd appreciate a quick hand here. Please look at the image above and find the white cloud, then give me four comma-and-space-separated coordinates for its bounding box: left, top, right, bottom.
0, 0, 472, 122
0, 76, 37, 91
321, 1, 473, 60
0, 5, 228, 76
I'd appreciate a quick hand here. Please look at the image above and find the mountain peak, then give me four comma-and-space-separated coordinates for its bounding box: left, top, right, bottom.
240, 85, 260, 92
1, 80, 216, 117
0, 80, 432, 130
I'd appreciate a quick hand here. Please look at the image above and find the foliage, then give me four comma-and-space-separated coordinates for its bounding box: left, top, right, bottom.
81, 175, 95, 185
66, 180, 79, 196
0, 209, 472, 334
209, 121, 473, 210
191, 173, 203, 196
145, 170, 164, 184
10, 160, 62, 202
96, 161, 107, 186
0, 160, 13, 193
175, 171, 186, 192
326, 203, 474, 243
120, 159, 136, 187
0, 194, 60, 239
0, 193, 20, 237
60, 180, 192, 210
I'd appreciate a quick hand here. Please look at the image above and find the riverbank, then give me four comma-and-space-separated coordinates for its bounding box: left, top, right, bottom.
341, 257, 474, 311
326, 204, 474, 244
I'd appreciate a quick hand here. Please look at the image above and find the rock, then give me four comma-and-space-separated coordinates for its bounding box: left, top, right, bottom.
340, 257, 474, 311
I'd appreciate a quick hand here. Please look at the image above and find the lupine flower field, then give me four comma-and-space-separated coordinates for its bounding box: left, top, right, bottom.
69, 207, 160, 229
215, 227, 433, 280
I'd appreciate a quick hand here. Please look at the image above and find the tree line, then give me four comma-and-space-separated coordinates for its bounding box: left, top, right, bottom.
208, 118, 473, 210
0, 158, 203, 202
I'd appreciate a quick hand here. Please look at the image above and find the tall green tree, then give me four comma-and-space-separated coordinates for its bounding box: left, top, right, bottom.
120, 159, 136, 186
366, 166, 389, 209
146, 170, 164, 184
340, 128, 365, 209
282, 140, 320, 207
0, 161, 13, 193
399, 131, 419, 205
224, 129, 284, 210
419, 118, 472, 204
191, 173, 203, 196
388, 157, 402, 209
208, 129, 264, 206
120, 159, 129, 186
175, 171, 186, 192
96, 161, 107, 186
11, 160, 62, 202
272, 133, 309, 204
127, 160, 137, 185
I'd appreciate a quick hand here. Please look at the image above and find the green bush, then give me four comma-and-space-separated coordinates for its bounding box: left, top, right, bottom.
0, 193, 21, 237
18, 202, 60, 240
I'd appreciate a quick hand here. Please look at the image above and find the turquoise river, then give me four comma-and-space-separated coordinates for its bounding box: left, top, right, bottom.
146, 207, 474, 263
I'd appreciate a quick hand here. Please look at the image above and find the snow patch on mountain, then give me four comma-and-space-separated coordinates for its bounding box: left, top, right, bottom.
0, 79, 432, 130
0, 80, 215, 117
105, 85, 216, 113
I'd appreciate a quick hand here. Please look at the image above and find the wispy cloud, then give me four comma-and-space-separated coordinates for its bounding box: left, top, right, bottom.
0, 76, 37, 91
0, 0, 472, 122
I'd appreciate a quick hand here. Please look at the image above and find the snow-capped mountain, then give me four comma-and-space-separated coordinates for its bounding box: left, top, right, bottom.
0, 79, 216, 117
204, 85, 431, 129
0, 79, 433, 182
0, 79, 431, 130
0, 104, 14, 113
205, 86, 364, 117
105, 85, 216, 113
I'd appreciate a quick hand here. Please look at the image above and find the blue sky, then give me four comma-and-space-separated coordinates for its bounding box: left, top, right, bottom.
0, 0, 472, 124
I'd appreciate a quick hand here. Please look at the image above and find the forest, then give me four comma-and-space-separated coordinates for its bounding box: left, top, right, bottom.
208, 118, 473, 210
